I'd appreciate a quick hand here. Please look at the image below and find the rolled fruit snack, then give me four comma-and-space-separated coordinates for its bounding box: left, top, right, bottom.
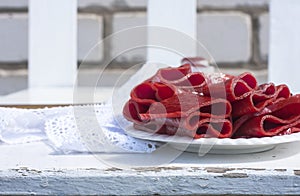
123, 63, 232, 139
123, 61, 300, 139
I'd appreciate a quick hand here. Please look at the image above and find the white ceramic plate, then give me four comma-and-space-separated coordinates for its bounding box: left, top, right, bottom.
125, 125, 300, 154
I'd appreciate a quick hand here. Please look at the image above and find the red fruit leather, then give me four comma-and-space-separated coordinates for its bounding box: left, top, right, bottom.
232, 83, 290, 118
123, 63, 297, 139
203, 72, 258, 102
234, 94, 300, 138
134, 118, 233, 139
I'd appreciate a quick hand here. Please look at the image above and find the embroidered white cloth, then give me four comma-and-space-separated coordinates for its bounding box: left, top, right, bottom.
0, 104, 157, 153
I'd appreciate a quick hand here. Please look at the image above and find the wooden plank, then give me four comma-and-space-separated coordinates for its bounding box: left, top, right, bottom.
269, 0, 300, 92
0, 164, 300, 195
28, 0, 77, 87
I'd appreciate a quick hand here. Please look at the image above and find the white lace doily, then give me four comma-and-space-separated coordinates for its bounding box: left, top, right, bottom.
1, 63, 215, 153
0, 106, 71, 144
45, 104, 156, 153
0, 104, 157, 154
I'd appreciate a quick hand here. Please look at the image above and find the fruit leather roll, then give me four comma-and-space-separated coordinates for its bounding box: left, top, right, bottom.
134, 118, 232, 139
203, 72, 258, 102
234, 94, 300, 138
232, 83, 290, 118
138, 92, 231, 120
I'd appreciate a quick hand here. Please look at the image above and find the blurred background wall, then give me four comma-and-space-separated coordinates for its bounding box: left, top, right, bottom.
0, 0, 269, 95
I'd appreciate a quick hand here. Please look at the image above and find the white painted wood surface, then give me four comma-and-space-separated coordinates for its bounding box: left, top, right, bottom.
0, 87, 113, 105
147, 0, 197, 65
0, 87, 300, 194
1, 141, 300, 195
28, 0, 77, 88
269, 0, 300, 92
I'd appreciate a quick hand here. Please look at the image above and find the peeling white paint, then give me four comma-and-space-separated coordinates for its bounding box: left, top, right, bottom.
1, 141, 300, 194
0, 167, 300, 195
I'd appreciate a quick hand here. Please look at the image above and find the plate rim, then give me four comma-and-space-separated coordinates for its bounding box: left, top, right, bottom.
125, 125, 300, 146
